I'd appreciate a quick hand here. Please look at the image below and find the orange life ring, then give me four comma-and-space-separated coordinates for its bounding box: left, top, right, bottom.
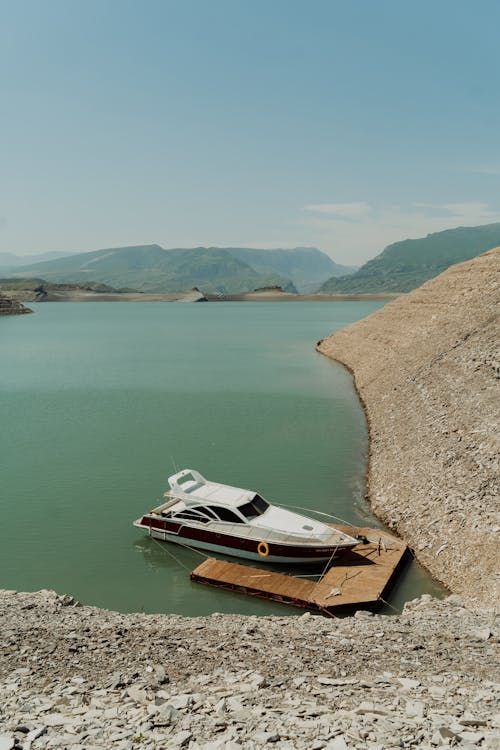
257, 541, 269, 557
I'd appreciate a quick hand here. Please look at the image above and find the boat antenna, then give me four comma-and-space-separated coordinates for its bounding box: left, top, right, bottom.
171, 455, 178, 473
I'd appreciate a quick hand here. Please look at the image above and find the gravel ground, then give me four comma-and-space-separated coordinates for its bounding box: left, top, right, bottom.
0, 589, 499, 749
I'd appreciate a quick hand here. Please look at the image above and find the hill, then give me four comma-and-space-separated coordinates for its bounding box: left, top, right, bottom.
11, 245, 297, 294
0, 251, 70, 268
319, 223, 500, 293
224, 247, 356, 292
318, 248, 500, 606
0, 278, 120, 293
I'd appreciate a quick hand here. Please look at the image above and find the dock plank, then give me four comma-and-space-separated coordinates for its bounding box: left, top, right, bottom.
190, 526, 408, 613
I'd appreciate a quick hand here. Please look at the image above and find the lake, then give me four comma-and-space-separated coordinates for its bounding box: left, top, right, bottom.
0, 301, 444, 615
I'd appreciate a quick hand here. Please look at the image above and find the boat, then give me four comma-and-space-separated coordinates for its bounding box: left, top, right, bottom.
134, 469, 359, 564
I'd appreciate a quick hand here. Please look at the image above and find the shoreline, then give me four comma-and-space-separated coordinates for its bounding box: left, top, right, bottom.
3, 288, 399, 303
317, 249, 500, 609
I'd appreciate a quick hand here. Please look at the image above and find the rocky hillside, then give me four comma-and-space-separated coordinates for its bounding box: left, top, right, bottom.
0, 291, 32, 315
0, 589, 497, 749
318, 249, 500, 608
319, 223, 500, 293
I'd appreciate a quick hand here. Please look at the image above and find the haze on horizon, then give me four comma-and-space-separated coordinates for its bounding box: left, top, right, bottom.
1, 0, 499, 266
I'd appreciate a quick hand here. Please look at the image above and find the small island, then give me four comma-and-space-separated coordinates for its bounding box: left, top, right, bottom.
0, 291, 32, 315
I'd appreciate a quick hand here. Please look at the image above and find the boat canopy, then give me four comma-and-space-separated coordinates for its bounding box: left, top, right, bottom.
166, 469, 264, 511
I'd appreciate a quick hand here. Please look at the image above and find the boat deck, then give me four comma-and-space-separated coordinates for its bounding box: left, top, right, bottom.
190, 525, 408, 614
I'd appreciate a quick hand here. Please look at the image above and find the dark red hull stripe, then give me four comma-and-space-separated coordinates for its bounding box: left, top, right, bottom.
138, 517, 352, 560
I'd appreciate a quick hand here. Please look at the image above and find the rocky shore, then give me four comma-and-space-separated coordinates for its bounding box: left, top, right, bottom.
317, 249, 500, 608
0, 589, 498, 749
0, 291, 32, 315
3, 286, 397, 303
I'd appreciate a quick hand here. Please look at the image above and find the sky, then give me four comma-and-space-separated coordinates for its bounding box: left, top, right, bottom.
1, 0, 499, 265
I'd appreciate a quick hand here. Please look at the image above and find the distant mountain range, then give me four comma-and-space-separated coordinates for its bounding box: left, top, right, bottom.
7, 223, 496, 296
319, 223, 500, 293
225, 248, 356, 293
1, 245, 354, 294
0, 251, 70, 267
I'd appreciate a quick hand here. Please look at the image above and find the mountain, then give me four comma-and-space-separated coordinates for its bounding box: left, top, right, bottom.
319, 223, 500, 293
0, 251, 70, 269
11, 244, 297, 294
224, 247, 356, 292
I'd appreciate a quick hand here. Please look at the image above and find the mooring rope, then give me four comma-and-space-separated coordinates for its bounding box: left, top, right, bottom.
148, 531, 215, 572
317, 542, 341, 582
149, 536, 192, 572
378, 595, 400, 613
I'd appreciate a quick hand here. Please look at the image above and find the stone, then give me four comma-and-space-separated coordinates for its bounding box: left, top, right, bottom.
354, 702, 389, 716
459, 731, 486, 744
429, 686, 446, 698
326, 737, 349, 750
26, 727, 47, 743
0, 735, 15, 750
169, 693, 194, 710
169, 730, 193, 747
126, 685, 148, 703
43, 714, 79, 727
397, 678, 421, 690
446, 594, 464, 607
406, 701, 425, 718
153, 704, 182, 726
470, 628, 491, 641
459, 715, 489, 727
431, 727, 461, 745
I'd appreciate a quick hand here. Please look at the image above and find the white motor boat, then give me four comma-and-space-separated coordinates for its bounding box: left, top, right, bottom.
134, 469, 359, 564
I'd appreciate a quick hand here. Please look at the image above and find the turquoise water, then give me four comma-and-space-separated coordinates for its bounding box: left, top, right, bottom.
0, 302, 443, 615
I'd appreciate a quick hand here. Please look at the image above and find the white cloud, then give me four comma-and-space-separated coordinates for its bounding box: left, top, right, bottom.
470, 166, 500, 176
412, 201, 499, 219
303, 202, 373, 219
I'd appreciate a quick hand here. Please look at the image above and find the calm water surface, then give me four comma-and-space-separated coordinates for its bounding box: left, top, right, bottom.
1, 302, 444, 615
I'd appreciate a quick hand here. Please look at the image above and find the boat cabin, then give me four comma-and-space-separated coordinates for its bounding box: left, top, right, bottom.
157, 469, 270, 525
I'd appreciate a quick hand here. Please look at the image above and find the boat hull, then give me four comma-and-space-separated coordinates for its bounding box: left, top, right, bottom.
135, 518, 356, 564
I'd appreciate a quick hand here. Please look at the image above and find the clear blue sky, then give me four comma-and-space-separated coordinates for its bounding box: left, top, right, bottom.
1, 0, 499, 264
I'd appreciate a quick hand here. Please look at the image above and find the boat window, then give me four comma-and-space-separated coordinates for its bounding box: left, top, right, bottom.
199, 506, 220, 520
209, 506, 243, 523
173, 510, 210, 524
238, 494, 269, 519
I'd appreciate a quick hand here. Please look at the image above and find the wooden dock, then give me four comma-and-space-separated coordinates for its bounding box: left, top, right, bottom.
190, 526, 408, 615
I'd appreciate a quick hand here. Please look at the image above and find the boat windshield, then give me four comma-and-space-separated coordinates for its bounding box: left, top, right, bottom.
238, 494, 269, 520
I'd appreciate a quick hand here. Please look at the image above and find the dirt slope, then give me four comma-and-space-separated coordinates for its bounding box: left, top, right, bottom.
317, 249, 500, 608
